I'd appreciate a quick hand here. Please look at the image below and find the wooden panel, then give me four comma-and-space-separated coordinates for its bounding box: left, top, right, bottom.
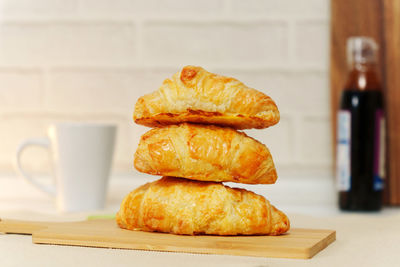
383, 0, 400, 204
0, 219, 336, 259
330, 0, 400, 204
330, 0, 385, 161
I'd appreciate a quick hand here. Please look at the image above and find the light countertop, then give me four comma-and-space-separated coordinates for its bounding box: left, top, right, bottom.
1, 173, 399, 267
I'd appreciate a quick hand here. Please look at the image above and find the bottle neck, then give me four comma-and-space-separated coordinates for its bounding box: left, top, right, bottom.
345, 62, 381, 91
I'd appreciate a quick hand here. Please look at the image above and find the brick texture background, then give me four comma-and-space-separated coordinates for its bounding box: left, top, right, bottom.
0, 0, 331, 176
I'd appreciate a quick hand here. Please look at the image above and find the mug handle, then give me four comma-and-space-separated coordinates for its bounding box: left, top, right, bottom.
15, 137, 56, 197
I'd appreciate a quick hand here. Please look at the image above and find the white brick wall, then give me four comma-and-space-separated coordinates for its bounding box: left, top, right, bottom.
79, 0, 224, 16
0, 69, 43, 111
0, 22, 136, 65
0, 0, 331, 175
230, 0, 328, 18
142, 21, 288, 66
294, 21, 329, 67
0, 0, 78, 17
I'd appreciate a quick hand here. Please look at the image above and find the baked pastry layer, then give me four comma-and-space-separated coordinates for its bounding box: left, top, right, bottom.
134, 123, 277, 184
116, 177, 290, 236
134, 66, 280, 130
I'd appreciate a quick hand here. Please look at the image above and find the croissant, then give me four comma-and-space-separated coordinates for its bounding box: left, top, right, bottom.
134, 66, 280, 130
134, 123, 277, 184
116, 177, 290, 236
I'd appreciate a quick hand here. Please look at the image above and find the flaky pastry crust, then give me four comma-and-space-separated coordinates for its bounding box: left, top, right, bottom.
134, 123, 277, 184
116, 177, 290, 236
134, 66, 280, 130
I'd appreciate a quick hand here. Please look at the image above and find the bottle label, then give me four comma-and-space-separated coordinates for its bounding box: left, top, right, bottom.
336, 110, 351, 192
373, 110, 385, 191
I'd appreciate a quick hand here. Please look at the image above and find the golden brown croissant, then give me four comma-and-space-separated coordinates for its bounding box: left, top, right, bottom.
134, 66, 280, 130
134, 123, 277, 184
116, 177, 290, 236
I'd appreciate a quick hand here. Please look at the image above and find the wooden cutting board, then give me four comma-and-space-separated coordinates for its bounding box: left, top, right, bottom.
0, 218, 335, 259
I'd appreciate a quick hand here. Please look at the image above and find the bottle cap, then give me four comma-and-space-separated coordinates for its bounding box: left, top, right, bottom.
347, 37, 378, 66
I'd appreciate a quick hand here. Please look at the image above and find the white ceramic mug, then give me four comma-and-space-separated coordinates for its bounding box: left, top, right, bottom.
15, 123, 116, 212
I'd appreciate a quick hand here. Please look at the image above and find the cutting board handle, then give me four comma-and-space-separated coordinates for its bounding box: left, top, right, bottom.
0, 218, 54, 235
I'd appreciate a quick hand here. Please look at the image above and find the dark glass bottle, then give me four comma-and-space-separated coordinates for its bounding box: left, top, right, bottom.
336, 37, 385, 211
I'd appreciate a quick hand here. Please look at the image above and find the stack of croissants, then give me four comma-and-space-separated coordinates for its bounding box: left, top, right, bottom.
116, 66, 290, 236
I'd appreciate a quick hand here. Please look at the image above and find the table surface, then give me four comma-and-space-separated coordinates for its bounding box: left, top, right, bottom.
1, 173, 399, 267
